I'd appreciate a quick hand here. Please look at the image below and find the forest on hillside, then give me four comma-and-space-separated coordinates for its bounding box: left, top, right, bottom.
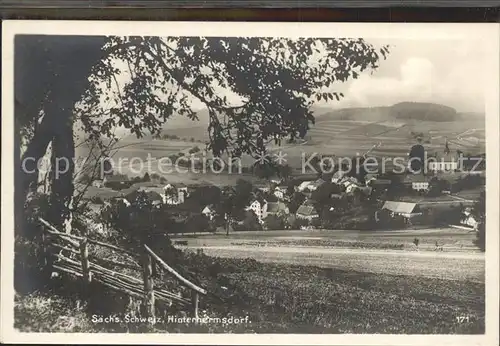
316, 102, 462, 122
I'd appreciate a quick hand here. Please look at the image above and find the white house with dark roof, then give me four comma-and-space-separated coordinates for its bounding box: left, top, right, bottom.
273, 186, 288, 200
202, 205, 216, 220
246, 199, 268, 222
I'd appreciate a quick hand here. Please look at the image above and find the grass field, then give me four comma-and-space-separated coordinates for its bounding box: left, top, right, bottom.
15, 256, 485, 333
173, 227, 479, 251
173, 228, 484, 283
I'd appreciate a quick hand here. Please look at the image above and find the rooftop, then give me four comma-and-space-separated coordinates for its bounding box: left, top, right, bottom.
104, 174, 129, 183
382, 201, 419, 214
296, 205, 318, 216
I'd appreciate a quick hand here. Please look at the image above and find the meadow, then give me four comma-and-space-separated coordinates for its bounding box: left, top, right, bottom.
15, 254, 484, 334
158, 116, 485, 174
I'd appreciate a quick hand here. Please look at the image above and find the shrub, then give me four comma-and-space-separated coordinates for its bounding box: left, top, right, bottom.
291, 217, 310, 229
14, 293, 94, 332
474, 222, 485, 252
90, 196, 104, 204
264, 214, 284, 230
188, 146, 200, 154
78, 174, 93, 185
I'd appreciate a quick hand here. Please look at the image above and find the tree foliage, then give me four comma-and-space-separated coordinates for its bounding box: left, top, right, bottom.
16, 35, 389, 234
472, 191, 486, 251
78, 36, 389, 154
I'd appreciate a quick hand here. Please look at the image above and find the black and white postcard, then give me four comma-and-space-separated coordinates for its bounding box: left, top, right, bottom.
1, 20, 499, 345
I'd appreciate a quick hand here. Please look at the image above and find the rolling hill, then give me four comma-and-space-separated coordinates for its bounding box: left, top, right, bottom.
314, 102, 463, 123
158, 102, 484, 144
89, 101, 484, 185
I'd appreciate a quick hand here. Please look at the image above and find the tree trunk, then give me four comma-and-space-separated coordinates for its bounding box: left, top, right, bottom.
47, 99, 76, 231
15, 35, 107, 234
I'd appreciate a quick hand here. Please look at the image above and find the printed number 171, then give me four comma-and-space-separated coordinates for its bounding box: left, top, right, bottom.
456, 316, 470, 323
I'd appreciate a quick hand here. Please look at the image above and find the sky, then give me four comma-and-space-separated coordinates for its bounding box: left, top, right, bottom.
324, 38, 486, 113
177, 37, 486, 117
93, 37, 486, 138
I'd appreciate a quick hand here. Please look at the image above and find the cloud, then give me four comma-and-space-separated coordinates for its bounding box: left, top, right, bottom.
334, 42, 485, 112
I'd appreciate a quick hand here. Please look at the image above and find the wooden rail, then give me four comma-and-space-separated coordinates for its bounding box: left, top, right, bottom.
38, 217, 207, 319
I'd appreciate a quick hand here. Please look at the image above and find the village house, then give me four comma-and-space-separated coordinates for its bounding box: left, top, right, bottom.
341, 176, 361, 194
257, 186, 271, 193
428, 153, 460, 172
125, 188, 164, 207
202, 205, 216, 221
308, 178, 326, 191
427, 142, 460, 172
403, 174, 430, 192
331, 170, 348, 184
296, 205, 319, 221
273, 186, 288, 200
380, 201, 423, 219
177, 183, 189, 200
103, 174, 130, 189
112, 195, 132, 207
269, 175, 284, 185
143, 190, 164, 206
364, 173, 378, 185
343, 181, 358, 194
92, 179, 104, 188
245, 199, 268, 222
296, 178, 326, 193
163, 183, 186, 205
296, 180, 313, 192
461, 207, 479, 230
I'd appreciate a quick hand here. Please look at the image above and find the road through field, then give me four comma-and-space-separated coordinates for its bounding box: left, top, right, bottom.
192, 245, 485, 283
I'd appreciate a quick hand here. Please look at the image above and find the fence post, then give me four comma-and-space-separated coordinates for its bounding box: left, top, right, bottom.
41, 231, 48, 267
192, 291, 199, 319
141, 249, 155, 319
41, 230, 52, 279
80, 237, 91, 284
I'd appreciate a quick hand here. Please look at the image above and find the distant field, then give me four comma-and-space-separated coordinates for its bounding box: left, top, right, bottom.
162, 124, 209, 142
175, 227, 479, 251
78, 111, 485, 186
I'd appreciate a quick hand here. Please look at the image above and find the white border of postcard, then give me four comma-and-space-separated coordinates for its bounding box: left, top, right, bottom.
1, 20, 499, 346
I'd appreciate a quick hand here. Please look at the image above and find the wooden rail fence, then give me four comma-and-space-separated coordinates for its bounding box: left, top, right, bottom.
39, 217, 207, 319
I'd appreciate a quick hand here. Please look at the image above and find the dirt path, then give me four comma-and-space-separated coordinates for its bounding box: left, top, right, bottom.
193, 245, 485, 283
